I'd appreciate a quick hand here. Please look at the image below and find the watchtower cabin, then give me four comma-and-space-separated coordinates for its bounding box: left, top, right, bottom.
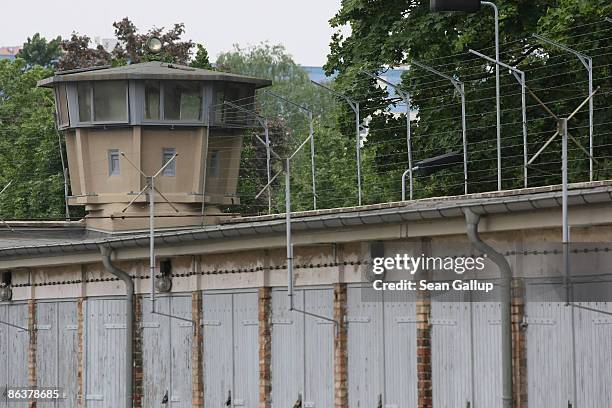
38, 62, 271, 232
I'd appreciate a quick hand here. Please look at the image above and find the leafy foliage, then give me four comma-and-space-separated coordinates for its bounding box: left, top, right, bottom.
0, 59, 66, 218
111, 18, 194, 65
57, 33, 111, 71
1, 19, 213, 219
17, 33, 62, 67
217, 43, 309, 83
215, 43, 361, 213
57, 18, 202, 70
325, 0, 612, 200
190, 44, 214, 70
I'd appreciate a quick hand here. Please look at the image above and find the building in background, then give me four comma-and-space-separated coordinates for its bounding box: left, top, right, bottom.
0, 46, 21, 60
93, 37, 118, 53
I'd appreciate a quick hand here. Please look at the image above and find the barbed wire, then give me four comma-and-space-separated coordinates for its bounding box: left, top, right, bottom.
1, 21, 611, 222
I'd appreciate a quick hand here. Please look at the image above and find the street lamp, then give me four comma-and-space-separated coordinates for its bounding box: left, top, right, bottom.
430, 0, 501, 191
146, 37, 163, 54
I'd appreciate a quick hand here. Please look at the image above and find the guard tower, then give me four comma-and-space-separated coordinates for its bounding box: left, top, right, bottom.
39, 61, 271, 232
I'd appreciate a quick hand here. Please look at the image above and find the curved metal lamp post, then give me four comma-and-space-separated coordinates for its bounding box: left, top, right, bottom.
264, 91, 318, 209
533, 34, 594, 181
469, 49, 528, 188
431, 0, 501, 190
363, 71, 415, 200
412, 60, 468, 195
311, 80, 363, 206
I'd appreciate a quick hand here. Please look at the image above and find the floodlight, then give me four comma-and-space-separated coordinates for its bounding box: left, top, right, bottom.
430, 0, 481, 12
146, 37, 163, 54
413, 151, 463, 176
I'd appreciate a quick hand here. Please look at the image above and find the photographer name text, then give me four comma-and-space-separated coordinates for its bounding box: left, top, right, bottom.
372, 279, 494, 292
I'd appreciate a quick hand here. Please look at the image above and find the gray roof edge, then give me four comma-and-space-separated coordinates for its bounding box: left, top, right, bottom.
1, 184, 610, 260
229, 180, 612, 225
39, 74, 272, 88
37, 62, 272, 88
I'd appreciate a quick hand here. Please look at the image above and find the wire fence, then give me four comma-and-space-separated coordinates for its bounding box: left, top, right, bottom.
0, 20, 610, 225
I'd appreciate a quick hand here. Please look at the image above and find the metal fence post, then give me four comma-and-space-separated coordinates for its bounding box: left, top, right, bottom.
411, 61, 469, 195
533, 34, 595, 181
469, 50, 528, 188
311, 80, 363, 205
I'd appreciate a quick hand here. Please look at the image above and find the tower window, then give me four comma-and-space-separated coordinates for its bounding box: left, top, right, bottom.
164, 81, 202, 121
55, 83, 70, 127
94, 81, 128, 122
144, 81, 160, 120
162, 148, 177, 176
108, 149, 120, 176
1, 270, 11, 286
209, 150, 220, 177
77, 82, 92, 122
77, 81, 128, 123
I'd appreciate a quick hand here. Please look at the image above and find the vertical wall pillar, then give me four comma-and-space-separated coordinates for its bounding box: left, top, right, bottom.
512, 279, 527, 408
76, 298, 85, 407
27, 299, 37, 408
132, 296, 143, 408
417, 237, 433, 408
192, 291, 204, 408
416, 295, 433, 408
74, 129, 90, 195
258, 287, 272, 408
333, 283, 348, 408
131, 126, 143, 192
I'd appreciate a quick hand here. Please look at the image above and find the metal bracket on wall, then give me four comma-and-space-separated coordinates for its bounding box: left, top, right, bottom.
524, 317, 555, 326
0, 318, 32, 332
150, 309, 195, 326
570, 303, 612, 317
430, 318, 457, 326
201, 319, 221, 326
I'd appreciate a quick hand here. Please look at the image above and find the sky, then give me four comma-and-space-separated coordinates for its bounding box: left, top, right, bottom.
3, 0, 345, 66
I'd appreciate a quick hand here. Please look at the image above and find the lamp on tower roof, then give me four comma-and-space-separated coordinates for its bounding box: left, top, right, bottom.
146, 36, 163, 54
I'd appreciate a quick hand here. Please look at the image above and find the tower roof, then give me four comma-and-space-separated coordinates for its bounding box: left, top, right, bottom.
37, 61, 272, 88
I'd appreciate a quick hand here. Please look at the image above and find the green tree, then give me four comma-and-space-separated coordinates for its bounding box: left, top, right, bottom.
0, 59, 66, 218
215, 43, 363, 213
112, 18, 194, 65
57, 33, 111, 71
216, 43, 325, 131
17, 33, 62, 67
57, 18, 205, 70
217, 43, 308, 82
325, 0, 612, 200
190, 44, 214, 70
